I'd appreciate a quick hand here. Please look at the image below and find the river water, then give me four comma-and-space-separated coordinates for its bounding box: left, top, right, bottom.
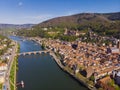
10, 36, 88, 90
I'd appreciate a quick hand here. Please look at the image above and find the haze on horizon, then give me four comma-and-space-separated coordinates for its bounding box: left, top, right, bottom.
0, 0, 120, 24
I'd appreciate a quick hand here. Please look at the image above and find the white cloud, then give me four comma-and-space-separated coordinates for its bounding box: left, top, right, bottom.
18, 2, 23, 6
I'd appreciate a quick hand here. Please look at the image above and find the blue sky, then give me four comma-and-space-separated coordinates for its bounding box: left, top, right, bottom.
0, 0, 120, 24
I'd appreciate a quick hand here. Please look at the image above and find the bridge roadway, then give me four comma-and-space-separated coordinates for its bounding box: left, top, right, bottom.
18, 50, 50, 56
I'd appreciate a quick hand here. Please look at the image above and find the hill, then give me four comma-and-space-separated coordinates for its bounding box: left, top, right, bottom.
36, 12, 120, 28
17, 12, 120, 39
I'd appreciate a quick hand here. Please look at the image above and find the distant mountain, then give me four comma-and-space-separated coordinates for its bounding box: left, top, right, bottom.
0, 24, 35, 29
36, 12, 120, 28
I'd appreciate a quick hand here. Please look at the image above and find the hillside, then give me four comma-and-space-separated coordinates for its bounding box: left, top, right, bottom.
36, 12, 120, 28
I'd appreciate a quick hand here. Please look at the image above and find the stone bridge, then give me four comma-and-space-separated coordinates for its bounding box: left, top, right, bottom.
18, 50, 50, 56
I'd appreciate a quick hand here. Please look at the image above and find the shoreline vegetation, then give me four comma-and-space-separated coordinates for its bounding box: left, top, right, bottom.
41, 43, 45, 50
10, 42, 19, 90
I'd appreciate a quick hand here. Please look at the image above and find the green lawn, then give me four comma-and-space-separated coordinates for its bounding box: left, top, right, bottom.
10, 84, 14, 90
10, 56, 17, 90
0, 84, 2, 90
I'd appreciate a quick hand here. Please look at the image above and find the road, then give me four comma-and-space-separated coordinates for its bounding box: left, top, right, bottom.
3, 41, 17, 90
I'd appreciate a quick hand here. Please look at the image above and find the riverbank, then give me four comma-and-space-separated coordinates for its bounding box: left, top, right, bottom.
9, 43, 19, 90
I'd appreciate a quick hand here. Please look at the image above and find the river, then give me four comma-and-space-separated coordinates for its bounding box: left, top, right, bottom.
10, 36, 88, 90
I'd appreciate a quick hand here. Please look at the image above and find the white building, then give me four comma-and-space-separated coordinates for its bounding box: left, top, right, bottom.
0, 63, 8, 71
110, 47, 120, 54
0, 71, 5, 84
43, 28, 48, 31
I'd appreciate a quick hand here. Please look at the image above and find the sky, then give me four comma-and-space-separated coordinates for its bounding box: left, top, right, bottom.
0, 0, 120, 24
